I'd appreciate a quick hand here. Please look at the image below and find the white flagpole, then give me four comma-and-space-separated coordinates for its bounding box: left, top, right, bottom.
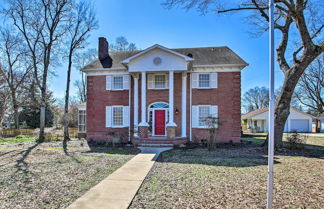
267, 0, 275, 209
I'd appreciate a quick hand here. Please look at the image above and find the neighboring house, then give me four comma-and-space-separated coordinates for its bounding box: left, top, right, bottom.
78, 37, 248, 145
317, 113, 324, 133
242, 107, 314, 133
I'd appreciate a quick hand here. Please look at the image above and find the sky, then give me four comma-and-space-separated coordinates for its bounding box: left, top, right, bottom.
9, 0, 286, 99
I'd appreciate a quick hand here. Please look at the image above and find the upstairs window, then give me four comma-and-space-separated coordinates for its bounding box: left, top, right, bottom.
113, 76, 123, 90
199, 74, 210, 88
154, 74, 167, 89
148, 73, 168, 89
106, 75, 129, 91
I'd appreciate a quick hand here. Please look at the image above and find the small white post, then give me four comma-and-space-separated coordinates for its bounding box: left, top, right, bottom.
267, 0, 275, 209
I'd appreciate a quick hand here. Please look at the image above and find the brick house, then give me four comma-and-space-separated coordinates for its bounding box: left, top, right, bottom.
78, 37, 248, 146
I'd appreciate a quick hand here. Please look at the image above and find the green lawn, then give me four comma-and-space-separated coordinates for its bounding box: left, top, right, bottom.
242, 134, 324, 147
0, 140, 139, 209
130, 143, 324, 208
0, 136, 37, 144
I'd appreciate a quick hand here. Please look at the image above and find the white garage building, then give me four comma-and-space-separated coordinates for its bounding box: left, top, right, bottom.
318, 114, 324, 133
242, 107, 313, 133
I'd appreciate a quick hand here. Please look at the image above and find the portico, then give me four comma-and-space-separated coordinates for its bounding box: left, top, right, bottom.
122, 44, 193, 139
131, 70, 188, 139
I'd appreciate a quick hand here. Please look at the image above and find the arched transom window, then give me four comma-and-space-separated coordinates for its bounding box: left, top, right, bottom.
149, 102, 169, 109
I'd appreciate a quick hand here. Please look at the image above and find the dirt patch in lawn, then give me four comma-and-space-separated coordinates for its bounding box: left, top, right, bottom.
0, 140, 139, 209
130, 145, 324, 209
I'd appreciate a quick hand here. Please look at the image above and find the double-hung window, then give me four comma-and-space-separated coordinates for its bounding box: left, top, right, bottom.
198, 106, 210, 127
106, 106, 129, 128
198, 74, 210, 88
107, 75, 129, 90
112, 106, 123, 127
192, 73, 217, 89
154, 74, 166, 89
113, 76, 123, 90
78, 110, 86, 132
192, 105, 218, 128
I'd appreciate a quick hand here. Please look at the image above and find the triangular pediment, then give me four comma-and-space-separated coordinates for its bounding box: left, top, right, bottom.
121, 44, 193, 72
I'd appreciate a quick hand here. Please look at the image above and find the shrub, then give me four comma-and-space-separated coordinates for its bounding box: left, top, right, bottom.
286, 132, 307, 149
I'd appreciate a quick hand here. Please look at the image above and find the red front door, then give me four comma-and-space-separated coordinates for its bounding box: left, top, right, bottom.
154, 110, 166, 135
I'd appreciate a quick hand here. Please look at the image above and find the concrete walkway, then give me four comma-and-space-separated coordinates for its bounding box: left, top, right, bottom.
66, 147, 170, 209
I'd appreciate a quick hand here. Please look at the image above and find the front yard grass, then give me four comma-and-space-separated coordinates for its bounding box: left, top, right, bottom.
0, 136, 37, 145
242, 133, 324, 147
0, 140, 139, 209
130, 144, 324, 209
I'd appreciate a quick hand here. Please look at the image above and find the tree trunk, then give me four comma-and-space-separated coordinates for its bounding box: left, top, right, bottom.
39, 95, 46, 142
63, 53, 73, 145
11, 91, 19, 129
274, 68, 304, 148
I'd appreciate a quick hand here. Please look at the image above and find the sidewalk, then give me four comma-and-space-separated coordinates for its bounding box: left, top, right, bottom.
66, 147, 170, 209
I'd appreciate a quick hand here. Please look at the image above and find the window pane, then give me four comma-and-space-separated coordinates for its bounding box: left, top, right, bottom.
113, 76, 123, 89
199, 106, 210, 127
154, 74, 166, 88
113, 107, 123, 126
199, 74, 210, 88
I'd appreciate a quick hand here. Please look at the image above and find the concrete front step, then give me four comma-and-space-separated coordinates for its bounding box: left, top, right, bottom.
137, 143, 174, 147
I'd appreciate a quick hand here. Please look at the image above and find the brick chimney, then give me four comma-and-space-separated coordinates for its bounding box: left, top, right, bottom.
98, 37, 109, 60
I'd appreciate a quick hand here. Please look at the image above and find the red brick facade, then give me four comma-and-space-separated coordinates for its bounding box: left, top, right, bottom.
86, 71, 241, 144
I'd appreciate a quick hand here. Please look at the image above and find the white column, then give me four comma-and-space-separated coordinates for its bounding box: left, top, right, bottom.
181, 72, 187, 137
133, 74, 139, 135
139, 72, 148, 126
167, 71, 177, 127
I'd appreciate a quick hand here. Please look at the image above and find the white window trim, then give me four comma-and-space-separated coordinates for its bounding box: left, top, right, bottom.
198, 105, 211, 128
193, 105, 218, 129
78, 110, 86, 133
111, 105, 124, 128
148, 73, 169, 90
198, 73, 211, 89
192, 72, 218, 89
112, 76, 124, 90
106, 75, 130, 91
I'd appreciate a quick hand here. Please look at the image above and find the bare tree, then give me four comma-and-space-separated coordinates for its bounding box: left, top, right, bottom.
73, 48, 97, 103
243, 86, 269, 113
0, 28, 32, 129
4, 0, 71, 142
294, 54, 324, 115
164, 0, 324, 147
0, 68, 10, 128
109, 36, 138, 51
63, 0, 97, 144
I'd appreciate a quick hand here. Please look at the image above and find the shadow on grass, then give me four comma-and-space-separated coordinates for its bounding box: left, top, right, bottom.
12, 142, 40, 184
157, 142, 323, 167
87, 144, 140, 155
157, 149, 275, 167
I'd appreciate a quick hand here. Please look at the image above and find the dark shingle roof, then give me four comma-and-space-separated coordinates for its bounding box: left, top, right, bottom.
82, 46, 248, 71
